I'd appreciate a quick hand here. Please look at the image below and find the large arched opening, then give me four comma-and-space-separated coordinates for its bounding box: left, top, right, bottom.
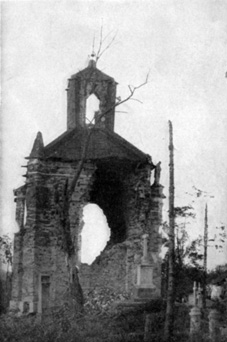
81, 203, 111, 265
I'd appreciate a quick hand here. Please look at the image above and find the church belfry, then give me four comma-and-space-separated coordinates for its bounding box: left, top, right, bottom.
67, 58, 117, 131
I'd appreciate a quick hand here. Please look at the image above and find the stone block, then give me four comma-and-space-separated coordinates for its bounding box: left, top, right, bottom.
133, 286, 158, 301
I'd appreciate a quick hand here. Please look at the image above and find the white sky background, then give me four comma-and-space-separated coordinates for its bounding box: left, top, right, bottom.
1, 0, 227, 269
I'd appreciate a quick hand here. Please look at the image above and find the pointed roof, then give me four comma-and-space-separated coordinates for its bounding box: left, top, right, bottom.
43, 127, 152, 165
29, 132, 44, 158
70, 60, 116, 83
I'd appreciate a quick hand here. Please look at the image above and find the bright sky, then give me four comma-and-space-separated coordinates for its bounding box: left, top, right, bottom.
1, 0, 227, 269
81, 204, 110, 264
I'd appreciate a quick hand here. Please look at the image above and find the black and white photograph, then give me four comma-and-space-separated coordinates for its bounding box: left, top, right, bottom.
1, 1, 227, 341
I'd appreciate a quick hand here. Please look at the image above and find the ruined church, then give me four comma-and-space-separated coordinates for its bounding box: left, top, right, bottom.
10, 57, 164, 314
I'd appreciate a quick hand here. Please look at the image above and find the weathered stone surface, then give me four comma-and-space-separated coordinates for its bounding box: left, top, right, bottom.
11, 60, 164, 314
67, 62, 116, 131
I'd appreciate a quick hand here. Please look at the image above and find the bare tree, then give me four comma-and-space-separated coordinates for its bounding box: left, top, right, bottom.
94, 24, 118, 65
202, 203, 208, 308
164, 120, 175, 341
54, 38, 149, 312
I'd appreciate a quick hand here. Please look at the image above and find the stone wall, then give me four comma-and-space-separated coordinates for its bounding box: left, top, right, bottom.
11, 154, 163, 313
67, 64, 116, 131
11, 61, 163, 314
80, 242, 127, 293
79, 164, 164, 296
11, 158, 96, 313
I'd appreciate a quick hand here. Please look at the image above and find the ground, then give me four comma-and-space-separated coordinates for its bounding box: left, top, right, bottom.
1, 294, 227, 342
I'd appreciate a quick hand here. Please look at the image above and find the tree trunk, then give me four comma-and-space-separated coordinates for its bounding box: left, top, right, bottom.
164, 120, 175, 341
55, 69, 149, 313
67, 254, 84, 313
202, 204, 208, 309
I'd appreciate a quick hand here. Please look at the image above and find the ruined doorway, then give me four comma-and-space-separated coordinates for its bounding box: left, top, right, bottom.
81, 203, 110, 265
41, 275, 50, 314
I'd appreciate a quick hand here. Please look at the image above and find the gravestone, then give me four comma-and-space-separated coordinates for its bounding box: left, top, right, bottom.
134, 234, 157, 301
189, 282, 201, 342
209, 309, 221, 342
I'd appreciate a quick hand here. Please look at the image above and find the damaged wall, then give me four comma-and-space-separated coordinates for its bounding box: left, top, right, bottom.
10, 60, 164, 314
67, 60, 116, 131
79, 163, 164, 295
11, 158, 96, 313
11, 156, 163, 313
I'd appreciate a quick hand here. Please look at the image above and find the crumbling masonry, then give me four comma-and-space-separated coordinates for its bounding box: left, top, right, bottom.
10, 59, 164, 314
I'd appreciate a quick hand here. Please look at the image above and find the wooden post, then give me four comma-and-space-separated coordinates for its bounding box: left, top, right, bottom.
203, 204, 208, 309
164, 121, 175, 341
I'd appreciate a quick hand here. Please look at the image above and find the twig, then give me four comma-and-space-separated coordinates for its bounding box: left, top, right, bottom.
96, 31, 118, 62
96, 22, 103, 60
102, 29, 114, 44
89, 72, 149, 126
128, 98, 143, 104
85, 117, 93, 124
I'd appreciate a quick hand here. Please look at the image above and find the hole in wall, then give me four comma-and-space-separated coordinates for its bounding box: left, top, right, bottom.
23, 202, 27, 227
89, 166, 127, 245
81, 203, 110, 265
150, 169, 155, 185
85, 94, 100, 124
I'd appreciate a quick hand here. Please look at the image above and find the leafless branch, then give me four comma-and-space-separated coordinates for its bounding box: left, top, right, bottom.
58, 57, 149, 298
130, 72, 150, 91
55, 66, 150, 312
128, 98, 143, 104
69, 129, 93, 196
102, 29, 114, 44
85, 117, 93, 124
88, 72, 149, 127
96, 23, 103, 60
96, 31, 118, 63
128, 85, 133, 94
69, 72, 149, 197
114, 72, 149, 108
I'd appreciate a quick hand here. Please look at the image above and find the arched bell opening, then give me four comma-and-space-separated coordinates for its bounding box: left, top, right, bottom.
85, 94, 100, 125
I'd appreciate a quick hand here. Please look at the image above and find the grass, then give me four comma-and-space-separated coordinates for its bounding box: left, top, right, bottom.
0, 300, 226, 342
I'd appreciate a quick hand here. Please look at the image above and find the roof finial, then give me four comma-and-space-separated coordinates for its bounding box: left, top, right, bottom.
92, 35, 95, 56
88, 35, 96, 68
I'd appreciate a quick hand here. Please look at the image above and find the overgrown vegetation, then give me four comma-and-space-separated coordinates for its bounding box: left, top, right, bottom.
1, 297, 226, 342
0, 235, 13, 314
0, 298, 167, 342
161, 204, 205, 302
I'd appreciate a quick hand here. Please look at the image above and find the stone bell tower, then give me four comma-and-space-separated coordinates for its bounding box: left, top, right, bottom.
67, 57, 117, 131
